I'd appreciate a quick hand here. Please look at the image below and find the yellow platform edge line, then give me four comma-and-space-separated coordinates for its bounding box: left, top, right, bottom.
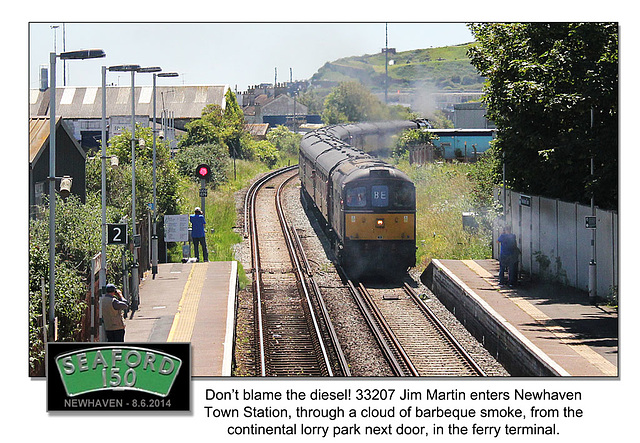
167, 263, 208, 342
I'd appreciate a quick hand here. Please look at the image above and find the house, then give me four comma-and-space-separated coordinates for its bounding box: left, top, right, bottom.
30, 117, 87, 214
242, 93, 320, 128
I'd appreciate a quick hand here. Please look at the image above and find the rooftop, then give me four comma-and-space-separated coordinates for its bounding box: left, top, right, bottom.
29, 85, 229, 120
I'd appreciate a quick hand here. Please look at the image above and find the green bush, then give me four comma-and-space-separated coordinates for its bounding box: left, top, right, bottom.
29, 194, 124, 373
266, 125, 302, 156
173, 143, 230, 189
252, 140, 279, 168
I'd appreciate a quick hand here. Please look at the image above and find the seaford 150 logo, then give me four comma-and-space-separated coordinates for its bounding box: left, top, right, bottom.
55, 346, 182, 397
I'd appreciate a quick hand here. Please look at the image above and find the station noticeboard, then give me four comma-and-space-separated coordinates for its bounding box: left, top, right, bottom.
164, 214, 189, 243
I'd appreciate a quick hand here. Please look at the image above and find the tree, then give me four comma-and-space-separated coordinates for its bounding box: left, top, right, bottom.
179, 104, 226, 147
297, 88, 324, 114
252, 140, 279, 168
266, 125, 302, 156
29, 194, 123, 374
179, 89, 251, 159
393, 128, 435, 159
468, 23, 618, 210
322, 81, 389, 124
223, 88, 245, 148
85, 124, 181, 219
173, 143, 229, 188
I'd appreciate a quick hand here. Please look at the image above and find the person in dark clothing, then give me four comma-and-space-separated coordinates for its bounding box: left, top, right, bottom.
101, 283, 128, 342
190, 207, 208, 262
497, 226, 519, 286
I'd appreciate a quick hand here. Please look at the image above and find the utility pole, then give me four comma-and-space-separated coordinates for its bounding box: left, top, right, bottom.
589, 109, 597, 302
385, 23, 389, 104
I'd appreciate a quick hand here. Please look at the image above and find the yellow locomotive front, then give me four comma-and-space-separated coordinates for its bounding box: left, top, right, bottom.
337, 172, 416, 280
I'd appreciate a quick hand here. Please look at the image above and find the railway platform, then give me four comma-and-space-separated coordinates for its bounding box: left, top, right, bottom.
123, 261, 238, 377
423, 259, 617, 377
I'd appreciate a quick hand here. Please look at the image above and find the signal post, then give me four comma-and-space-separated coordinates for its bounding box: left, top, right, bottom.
196, 164, 211, 216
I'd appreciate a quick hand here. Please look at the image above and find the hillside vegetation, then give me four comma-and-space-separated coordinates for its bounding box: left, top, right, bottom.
310, 43, 484, 92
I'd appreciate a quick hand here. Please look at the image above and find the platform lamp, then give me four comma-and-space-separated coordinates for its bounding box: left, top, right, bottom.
135, 67, 164, 280
98, 65, 138, 340
48, 49, 105, 342
150, 71, 179, 278
107, 64, 146, 313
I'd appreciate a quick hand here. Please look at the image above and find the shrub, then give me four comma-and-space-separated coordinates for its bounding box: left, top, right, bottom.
252, 140, 279, 168
173, 143, 230, 188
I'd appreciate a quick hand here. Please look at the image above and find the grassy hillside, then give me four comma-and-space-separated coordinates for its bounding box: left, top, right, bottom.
311, 43, 484, 92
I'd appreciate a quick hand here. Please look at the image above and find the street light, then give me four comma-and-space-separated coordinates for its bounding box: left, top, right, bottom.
128, 67, 162, 283
150, 71, 178, 278
48, 48, 105, 341
99, 65, 137, 339
107, 64, 141, 312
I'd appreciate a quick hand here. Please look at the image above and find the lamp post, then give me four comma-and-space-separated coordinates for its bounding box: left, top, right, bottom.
99, 65, 133, 340
150, 72, 178, 278
136, 67, 163, 281
48, 48, 105, 341
107, 64, 142, 312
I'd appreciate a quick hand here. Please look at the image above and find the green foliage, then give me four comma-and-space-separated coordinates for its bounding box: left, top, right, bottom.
252, 140, 279, 168
395, 161, 493, 266
173, 143, 230, 189
468, 23, 618, 209
29, 194, 124, 372
179, 89, 248, 159
466, 144, 503, 209
311, 43, 483, 92
393, 128, 436, 158
322, 81, 390, 124
86, 125, 182, 219
296, 88, 325, 114
266, 125, 302, 156
429, 110, 454, 129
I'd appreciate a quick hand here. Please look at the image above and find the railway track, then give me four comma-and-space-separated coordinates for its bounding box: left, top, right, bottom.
245, 166, 349, 376
344, 272, 485, 376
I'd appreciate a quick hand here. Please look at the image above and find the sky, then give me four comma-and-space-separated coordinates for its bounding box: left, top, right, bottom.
28, 22, 474, 92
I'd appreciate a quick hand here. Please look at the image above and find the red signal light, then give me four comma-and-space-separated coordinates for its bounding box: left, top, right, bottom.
195, 164, 211, 180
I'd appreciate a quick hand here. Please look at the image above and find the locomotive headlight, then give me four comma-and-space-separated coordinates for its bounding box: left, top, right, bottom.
376, 218, 385, 228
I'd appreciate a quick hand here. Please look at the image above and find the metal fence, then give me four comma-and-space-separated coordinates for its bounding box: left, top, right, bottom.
493, 189, 618, 298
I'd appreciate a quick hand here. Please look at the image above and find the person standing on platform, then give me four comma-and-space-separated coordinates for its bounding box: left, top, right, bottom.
101, 284, 128, 342
497, 225, 519, 286
190, 206, 209, 262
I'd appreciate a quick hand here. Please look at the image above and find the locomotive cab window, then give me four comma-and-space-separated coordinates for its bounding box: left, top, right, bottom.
392, 183, 415, 209
346, 186, 367, 207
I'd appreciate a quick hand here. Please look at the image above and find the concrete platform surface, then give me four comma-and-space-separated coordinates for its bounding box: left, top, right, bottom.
434, 259, 617, 377
123, 261, 238, 377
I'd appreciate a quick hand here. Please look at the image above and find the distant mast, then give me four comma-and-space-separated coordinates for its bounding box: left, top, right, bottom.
385, 23, 388, 104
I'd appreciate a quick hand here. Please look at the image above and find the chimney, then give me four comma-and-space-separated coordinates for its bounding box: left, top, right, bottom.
39, 65, 49, 91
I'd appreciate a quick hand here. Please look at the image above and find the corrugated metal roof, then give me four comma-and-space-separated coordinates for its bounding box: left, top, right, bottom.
29, 85, 229, 120
29, 117, 55, 163
244, 123, 269, 137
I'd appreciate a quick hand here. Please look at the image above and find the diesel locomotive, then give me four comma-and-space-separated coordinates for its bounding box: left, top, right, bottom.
299, 120, 426, 279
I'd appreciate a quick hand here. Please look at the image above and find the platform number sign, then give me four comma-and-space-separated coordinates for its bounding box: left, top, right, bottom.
107, 223, 128, 245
